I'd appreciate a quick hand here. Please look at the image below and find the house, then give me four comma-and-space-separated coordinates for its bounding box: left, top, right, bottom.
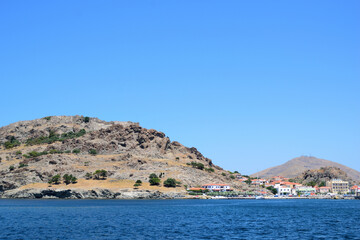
202, 184, 232, 192
327, 179, 349, 194
296, 186, 316, 195
318, 187, 331, 194
350, 185, 359, 194
274, 183, 292, 196
251, 179, 268, 185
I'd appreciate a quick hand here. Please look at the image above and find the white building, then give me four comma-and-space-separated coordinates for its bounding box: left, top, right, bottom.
274, 184, 292, 196
202, 184, 231, 192
296, 186, 316, 195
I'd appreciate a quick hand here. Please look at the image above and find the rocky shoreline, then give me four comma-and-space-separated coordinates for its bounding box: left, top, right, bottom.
0, 188, 186, 199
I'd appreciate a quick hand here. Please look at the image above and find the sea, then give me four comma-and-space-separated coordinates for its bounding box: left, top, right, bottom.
0, 199, 359, 240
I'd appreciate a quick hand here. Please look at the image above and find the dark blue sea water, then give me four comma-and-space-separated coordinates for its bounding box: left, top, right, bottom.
0, 199, 359, 240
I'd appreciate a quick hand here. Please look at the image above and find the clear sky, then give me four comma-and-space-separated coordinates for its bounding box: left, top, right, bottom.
1, 1, 359, 174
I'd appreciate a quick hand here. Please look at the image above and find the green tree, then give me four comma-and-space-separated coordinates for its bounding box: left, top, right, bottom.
230, 175, 235, 179
84, 116, 90, 123
163, 178, 176, 187
266, 186, 278, 195
93, 169, 107, 179
135, 180, 142, 185
149, 173, 160, 186
245, 178, 252, 185
50, 174, 61, 184
71, 176, 77, 184
63, 174, 72, 185
85, 172, 93, 179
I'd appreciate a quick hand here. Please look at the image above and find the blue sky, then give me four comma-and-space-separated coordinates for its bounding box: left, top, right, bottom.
1, 1, 359, 174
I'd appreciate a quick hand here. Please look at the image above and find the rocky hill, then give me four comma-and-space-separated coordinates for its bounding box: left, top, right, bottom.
293, 167, 355, 186
252, 156, 360, 182
0, 116, 244, 199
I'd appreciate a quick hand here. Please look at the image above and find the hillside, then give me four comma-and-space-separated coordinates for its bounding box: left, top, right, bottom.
0, 116, 244, 199
294, 167, 355, 186
252, 156, 360, 182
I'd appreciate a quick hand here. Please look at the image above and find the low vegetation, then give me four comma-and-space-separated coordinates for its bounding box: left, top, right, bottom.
26, 129, 86, 146
4, 136, 21, 149
189, 161, 205, 170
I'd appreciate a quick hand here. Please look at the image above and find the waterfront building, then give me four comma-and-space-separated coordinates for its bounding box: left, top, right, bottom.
274, 183, 292, 196
327, 179, 349, 194
350, 185, 358, 194
318, 187, 331, 194
295, 186, 316, 195
202, 184, 231, 192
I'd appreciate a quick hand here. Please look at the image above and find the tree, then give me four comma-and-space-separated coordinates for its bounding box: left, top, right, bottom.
164, 178, 176, 187
85, 172, 93, 179
63, 174, 72, 185
149, 173, 160, 186
49, 174, 61, 184
319, 181, 326, 187
135, 180, 142, 185
71, 176, 77, 184
230, 175, 235, 179
94, 170, 107, 180
267, 186, 278, 195
84, 116, 90, 123
245, 178, 252, 185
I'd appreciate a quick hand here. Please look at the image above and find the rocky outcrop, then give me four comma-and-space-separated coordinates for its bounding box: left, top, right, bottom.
294, 167, 355, 185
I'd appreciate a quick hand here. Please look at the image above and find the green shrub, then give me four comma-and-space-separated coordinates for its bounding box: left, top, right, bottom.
136, 180, 142, 184
221, 173, 226, 176
205, 168, 215, 173
134, 183, 141, 187
9, 165, 15, 171
190, 161, 204, 170
4, 136, 21, 149
84, 116, 90, 123
72, 149, 81, 154
230, 175, 235, 179
18, 163, 28, 168
26, 129, 86, 146
15, 151, 22, 155
163, 178, 176, 187
89, 149, 97, 155
43, 116, 51, 121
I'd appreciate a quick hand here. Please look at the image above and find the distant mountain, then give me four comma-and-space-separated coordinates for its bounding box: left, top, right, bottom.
252, 156, 360, 182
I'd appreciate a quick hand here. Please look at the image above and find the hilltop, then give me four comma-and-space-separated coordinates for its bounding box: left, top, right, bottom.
252, 156, 360, 182
0, 116, 244, 199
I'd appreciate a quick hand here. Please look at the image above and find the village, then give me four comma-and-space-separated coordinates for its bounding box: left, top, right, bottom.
188, 175, 360, 199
